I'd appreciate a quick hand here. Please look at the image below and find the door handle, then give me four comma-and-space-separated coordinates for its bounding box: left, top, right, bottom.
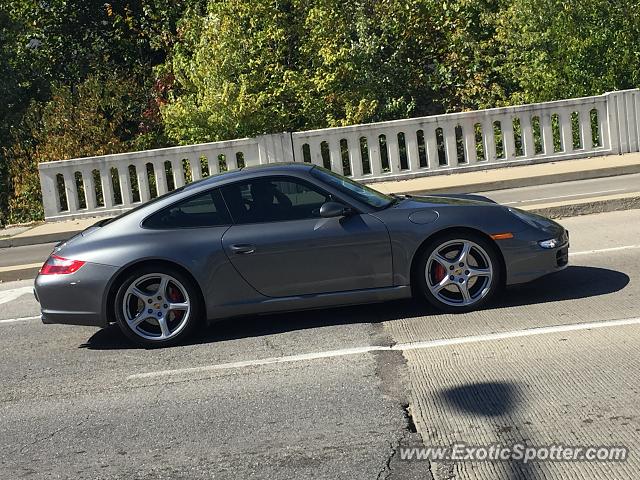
230, 244, 256, 255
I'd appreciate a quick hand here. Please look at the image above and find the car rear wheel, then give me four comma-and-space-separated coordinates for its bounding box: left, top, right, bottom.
416, 233, 501, 313
114, 266, 202, 347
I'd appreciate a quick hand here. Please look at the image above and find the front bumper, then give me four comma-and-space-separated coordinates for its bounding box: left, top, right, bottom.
501, 229, 570, 285
34, 261, 118, 327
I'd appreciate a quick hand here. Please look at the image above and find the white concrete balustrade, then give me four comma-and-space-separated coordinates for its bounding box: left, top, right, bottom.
39, 89, 640, 220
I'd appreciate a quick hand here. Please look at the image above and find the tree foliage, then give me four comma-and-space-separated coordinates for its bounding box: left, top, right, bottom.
0, 0, 188, 224
496, 0, 640, 104
1, 0, 639, 224
162, 0, 451, 144
162, 0, 306, 143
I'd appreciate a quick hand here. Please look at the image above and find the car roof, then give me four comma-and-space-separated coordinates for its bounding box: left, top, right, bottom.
182, 161, 314, 191
96, 162, 317, 229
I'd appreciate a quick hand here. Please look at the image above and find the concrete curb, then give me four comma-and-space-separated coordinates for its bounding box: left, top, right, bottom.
525, 195, 640, 219
0, 231, 83, 249
399, 163, 640, 195
0, 266, 41, 283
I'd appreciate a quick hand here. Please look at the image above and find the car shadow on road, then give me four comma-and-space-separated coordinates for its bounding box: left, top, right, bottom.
497, 264, 629, 307
80, 265, 629, 350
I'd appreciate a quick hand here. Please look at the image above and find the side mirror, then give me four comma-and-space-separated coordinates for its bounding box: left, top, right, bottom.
319, 201, 352, 218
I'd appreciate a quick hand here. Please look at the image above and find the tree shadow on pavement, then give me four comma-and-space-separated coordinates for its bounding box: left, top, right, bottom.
437, 381, 537, 479
80, 265, 629, 350
442, 381, 519, 417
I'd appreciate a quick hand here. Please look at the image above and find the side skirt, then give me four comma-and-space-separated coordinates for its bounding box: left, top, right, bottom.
206, 285, 412, 323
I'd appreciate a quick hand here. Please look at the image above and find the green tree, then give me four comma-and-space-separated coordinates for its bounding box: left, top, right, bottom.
429, 0, 511, 111
3, 0, 640, 224
495, 0, 640, 104
162, 0, 307, 143
0, 0, 194, 224
0, 3, 35, 224
162, 0, 454, 144
300, 0, 445, 126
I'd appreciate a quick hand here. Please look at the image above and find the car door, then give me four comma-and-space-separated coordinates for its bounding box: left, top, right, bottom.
220, 175, 393, 297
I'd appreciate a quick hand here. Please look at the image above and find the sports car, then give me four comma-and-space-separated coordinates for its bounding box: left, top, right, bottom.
34, 163, 569, 346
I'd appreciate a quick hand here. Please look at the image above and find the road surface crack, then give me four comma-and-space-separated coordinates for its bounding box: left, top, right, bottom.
376, 437, 403, 480
376, 404, 433, 480
17, 416, 88, 455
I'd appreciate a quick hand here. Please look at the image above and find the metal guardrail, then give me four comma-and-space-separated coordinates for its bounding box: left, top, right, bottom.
38, 89, 640, 221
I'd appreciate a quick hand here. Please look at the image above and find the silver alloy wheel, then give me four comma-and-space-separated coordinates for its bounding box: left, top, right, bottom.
122, 273, 191, 341
425, 239, 493, 307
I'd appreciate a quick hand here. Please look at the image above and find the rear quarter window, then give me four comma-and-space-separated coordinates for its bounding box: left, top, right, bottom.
143, 189, 231, 229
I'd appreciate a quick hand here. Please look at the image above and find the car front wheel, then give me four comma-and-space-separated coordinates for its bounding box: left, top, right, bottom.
416, 233, 501, 313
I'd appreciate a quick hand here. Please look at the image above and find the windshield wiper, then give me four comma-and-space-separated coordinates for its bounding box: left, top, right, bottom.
391, 192, 415, 201
382, 193, 403, 209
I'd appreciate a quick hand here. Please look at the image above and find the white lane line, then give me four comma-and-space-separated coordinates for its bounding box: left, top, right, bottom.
570, 245, 640, 256
502, 188, 626, 205
128, 345, 387, 380
0, 316, 40, 324
128, 316, 640, 380
0, 286, 34, 305
397, 317, 640, 352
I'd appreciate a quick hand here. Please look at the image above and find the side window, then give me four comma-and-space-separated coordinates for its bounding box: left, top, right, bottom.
221, 177, 331, 224
143, 189, 231, 228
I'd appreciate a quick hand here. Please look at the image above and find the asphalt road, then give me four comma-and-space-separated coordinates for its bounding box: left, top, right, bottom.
478, 172, 640, 207
1, 209, 640, 479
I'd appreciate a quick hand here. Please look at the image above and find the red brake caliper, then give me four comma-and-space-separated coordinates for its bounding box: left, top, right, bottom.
167, 285, 180, 302
434, 262, 446, 282
167, 286, 184, 320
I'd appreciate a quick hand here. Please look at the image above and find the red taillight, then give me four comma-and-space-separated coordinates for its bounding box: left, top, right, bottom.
39, 255, 85, 275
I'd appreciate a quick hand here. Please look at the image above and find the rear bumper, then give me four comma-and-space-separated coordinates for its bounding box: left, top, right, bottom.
34, 262, 118, 327
40, 310, 106, 327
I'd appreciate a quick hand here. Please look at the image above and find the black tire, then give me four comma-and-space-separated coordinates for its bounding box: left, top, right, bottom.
114, 264, 203, 347
415, 231, 502, 313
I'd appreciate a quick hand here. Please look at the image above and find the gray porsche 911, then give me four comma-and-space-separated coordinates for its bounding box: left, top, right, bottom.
34, 163, 569, 346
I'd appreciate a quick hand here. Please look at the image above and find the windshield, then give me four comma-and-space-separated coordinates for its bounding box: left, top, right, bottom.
310, 166, 393, 209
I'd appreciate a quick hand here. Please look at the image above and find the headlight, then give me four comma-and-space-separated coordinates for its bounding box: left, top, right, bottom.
538, 238, 559, 249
